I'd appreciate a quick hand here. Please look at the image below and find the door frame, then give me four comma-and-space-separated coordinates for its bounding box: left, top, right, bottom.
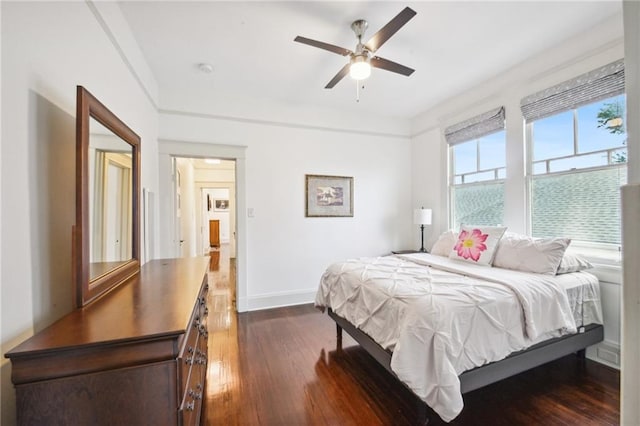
158, 140, 248, 312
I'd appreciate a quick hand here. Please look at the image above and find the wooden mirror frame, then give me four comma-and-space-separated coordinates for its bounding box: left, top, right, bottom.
74, 86, 141, 307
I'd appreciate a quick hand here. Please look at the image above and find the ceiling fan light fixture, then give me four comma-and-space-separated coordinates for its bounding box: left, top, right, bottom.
294, 6, 416, 88
349, 55, 371, 80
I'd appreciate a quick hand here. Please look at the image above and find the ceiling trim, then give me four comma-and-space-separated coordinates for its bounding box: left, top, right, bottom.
159, 108, 410, 140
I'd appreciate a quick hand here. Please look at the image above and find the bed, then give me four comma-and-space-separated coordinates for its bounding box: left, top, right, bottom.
315, 251, 603, 422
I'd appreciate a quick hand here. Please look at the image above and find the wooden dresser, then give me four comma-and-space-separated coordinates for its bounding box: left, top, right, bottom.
5, 257, 210, 426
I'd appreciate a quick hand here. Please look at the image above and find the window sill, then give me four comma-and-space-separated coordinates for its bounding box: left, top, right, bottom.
566, 246, 622, 285
588, 263, 622, 285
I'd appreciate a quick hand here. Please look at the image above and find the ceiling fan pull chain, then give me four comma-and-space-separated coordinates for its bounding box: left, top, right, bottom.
355, 82, 366, 103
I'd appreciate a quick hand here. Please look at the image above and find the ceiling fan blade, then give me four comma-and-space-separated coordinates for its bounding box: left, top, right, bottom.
294, 36, 352, 56
371, 56, 414, 76
364, 7, 417, 53
325, 63, 351, 89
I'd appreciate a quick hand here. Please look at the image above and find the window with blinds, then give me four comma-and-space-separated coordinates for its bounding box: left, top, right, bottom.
523, 59, 626, 260
446, 107, 506, 230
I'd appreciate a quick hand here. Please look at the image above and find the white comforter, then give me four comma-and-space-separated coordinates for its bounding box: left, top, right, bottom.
314, 254, 588, 422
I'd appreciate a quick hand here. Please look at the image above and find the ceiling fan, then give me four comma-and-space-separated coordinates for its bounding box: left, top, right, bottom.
294, 7, 417, 89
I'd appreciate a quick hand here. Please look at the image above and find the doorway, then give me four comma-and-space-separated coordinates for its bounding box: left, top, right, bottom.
173, 157, 237, 259
158, 140, 248, 312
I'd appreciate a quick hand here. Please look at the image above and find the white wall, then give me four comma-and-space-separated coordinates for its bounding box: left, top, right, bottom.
411, 128, 444, 249
159, 113, 413, 312
410, 13, 625, 368
175, 158, 197, 256
195, 168, 235, 183
0, 2, 159, 423
621, 0, 640, 423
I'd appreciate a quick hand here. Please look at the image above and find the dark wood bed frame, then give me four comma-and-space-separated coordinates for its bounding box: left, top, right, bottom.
328, 308, 603, 400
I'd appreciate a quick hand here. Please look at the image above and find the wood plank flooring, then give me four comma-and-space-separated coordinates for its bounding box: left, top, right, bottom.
203, 247, 620, 425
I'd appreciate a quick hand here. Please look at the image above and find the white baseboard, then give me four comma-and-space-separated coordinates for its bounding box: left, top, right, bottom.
239, 288, 317, 312
587, 339, 620, 369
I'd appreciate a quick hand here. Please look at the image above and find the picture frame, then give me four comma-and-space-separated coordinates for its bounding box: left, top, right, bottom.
214, 199, 229, 211
305, 174, 353, 217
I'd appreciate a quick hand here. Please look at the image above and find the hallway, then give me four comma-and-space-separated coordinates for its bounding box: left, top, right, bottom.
204, 244, 240, 424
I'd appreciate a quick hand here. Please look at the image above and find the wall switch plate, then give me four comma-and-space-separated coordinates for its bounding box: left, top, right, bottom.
247, 208, 255, 218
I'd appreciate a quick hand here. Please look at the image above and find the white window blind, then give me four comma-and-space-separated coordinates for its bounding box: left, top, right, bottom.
444, 106, 505, 146
520, 59, 625, 122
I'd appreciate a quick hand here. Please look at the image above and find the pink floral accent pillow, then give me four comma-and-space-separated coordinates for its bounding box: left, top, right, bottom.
448, 225, 507, 266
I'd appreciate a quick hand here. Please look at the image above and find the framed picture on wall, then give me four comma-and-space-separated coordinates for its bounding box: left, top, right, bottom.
214, 199, 229, 211
305, 174, 353, 217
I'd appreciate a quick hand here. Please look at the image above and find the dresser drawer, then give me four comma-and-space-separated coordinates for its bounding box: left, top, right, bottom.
179, 343, 206, 426
178, 274, 209, 413
179, 331, 199, 397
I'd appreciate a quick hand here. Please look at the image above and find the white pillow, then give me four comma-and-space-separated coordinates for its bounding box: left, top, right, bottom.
556, 252, 593, 274
493, 232, 570, 275
430, 230, 458, 257
448, 225, 507, 266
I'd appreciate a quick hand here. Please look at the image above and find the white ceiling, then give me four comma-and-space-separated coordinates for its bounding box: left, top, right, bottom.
118, 1, 623, 120
188, 158, 235, 170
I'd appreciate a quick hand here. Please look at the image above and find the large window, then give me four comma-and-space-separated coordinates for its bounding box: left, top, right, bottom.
520, 59, 626, 261
447, 107, 506, 229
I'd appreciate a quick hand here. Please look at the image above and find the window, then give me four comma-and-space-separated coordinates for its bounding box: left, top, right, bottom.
446, 107, 506, 229
523, 59, 626, 261
530, 95, 627, 175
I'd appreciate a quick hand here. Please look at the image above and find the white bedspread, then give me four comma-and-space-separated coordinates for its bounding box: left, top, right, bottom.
314, 253, 600, 422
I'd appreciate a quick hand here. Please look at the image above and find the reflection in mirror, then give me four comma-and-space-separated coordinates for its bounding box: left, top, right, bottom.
75, 86, 140, 307
89, 118, 133, 281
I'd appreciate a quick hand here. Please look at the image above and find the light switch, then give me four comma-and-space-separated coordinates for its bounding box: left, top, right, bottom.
247, 207, 255, 217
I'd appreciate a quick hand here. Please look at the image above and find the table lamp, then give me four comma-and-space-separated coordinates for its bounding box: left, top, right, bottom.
413, 207, 432, 252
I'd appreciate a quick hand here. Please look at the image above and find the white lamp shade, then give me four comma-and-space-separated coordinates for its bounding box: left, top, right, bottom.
413, 208, 432, 225
349, 61, 371, 80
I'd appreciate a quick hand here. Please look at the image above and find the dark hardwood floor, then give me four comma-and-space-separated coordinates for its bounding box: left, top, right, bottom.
203, 247, 620, 425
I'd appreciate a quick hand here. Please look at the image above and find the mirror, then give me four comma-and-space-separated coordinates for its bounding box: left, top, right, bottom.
89, 119, 133, 278
75, 86, 140, 307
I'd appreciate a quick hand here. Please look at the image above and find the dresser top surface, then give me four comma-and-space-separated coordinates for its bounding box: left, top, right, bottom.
6, 257, 210, 358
